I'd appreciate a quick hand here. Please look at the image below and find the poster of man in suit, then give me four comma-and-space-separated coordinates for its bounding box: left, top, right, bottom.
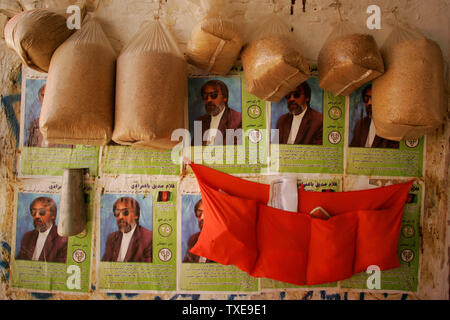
189, 76, 242, 146
271, 79, 323, 146
100, 195, 153, 263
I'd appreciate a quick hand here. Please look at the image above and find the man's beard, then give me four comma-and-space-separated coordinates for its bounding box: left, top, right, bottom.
288, 103, 304, 115
198, 219, 203, 230
117, 220, 133, 233
206, 103, 222, 116
34, 219, 52, 232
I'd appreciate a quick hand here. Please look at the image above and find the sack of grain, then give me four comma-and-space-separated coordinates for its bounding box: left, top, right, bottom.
241, 14, 310, 102
112, 19, 187, 150
318, 21, 384, 96
186, 0, 243, 75
39, 16, 116, 146
3, 1, 86, 72
372, 24, 446, 140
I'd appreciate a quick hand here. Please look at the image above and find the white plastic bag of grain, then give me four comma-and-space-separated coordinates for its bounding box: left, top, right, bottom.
241, 13, 310, 102
186, 0, 243, 75
318, 20, 384, 96
112, 19, 187, 150
4, 1, 87, 72
372, 24, 446, 140
40, 16, 116, 146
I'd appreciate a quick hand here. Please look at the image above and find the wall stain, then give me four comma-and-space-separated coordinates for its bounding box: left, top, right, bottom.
0, 94, 21, 146
30, 292, 53, 300
170, 294, 200, 300
107, 292, 123, 299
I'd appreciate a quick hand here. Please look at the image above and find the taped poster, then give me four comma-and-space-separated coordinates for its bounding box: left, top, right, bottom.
97, 177, 177, 292
11, 178, 93, 293
269, 75, 345, 174
340, 178, 422, 292
185, 64, 268, 175
179, 178, 259, 292
18, 67, 99, 177
346, 82, 424, 177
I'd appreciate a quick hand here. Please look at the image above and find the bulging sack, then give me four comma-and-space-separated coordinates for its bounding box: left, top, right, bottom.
318, 21, 384, 96
241, 14, 310, 102
40, 17, 116, 146
186, 17, 243, 75
372, 25, 446, 140
4, 2, 86, 72
112, 20, 187, 150
186, 0, 242, 75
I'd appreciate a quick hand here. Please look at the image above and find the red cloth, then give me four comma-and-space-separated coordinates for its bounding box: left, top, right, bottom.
189, 163, 413, 285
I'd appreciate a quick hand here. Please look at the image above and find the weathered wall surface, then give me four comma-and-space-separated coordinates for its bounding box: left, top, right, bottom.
0, 0, 448, 300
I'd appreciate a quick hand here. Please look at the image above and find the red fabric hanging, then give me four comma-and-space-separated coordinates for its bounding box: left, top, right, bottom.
189, 163, 413, 286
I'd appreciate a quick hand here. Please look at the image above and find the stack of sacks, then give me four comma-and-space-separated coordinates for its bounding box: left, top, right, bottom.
39, 16, 116, 146
112, 19, 187, 150
372, 24, 446, 140
186, 0, 243, 75
318, 21, 384, 96
241, 14, 310, 102
3, 1, 86, 72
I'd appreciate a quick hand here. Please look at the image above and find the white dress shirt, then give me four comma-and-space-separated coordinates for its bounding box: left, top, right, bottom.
287, 107, 307, 145
32, 226, 52, 261
206, 107, 226, 145
117, 224, 137, 262
365, 119, 377, 148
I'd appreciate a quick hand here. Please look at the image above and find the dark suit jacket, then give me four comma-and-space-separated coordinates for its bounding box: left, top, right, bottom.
276, 107, 323, 145
27, 118, 74, 148
16, 224, 68, 263
102, 225, 153, 263
193, 107, 242, 146
183, 232, 214, 263
350, 117, 399, 149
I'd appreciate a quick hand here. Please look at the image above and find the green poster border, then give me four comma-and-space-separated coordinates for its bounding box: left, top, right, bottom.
98, 182, 177, 291
346, 138, 424, 177
269, 88, 345, 174
11, 185, 94, 293
340, 182, 422, 291
20, 146, 99, 177
101, 146, 180, 176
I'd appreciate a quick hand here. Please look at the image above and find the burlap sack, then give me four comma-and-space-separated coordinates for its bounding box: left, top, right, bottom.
372, 25, 446, 140
318, 25, 384, 96
112, 20, 187, 150
186, 17, 243, 75
241, 14, 310, 102
40, 17, 116, 146
4, 2, 86, 72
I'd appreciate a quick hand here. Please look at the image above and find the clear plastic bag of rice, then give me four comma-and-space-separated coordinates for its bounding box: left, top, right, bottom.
3, 0, 87, 72
241, 13, 310, 102
112, 19, 187, 150
318, 20, 384, 96
39, 16, 116, 146
186, 0, 243, 75
372, 23, 446, 140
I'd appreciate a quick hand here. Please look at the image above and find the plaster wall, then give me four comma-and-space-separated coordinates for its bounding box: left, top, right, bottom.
0, 0, 448, 300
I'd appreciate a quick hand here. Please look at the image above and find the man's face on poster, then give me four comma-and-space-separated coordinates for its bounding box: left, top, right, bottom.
363, 87, 372, 118
202, 85, 227, 117
286, 86, 309, 116
114, 201, 138, 233
195, 202, 204, 230
30, 201, 54, 233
